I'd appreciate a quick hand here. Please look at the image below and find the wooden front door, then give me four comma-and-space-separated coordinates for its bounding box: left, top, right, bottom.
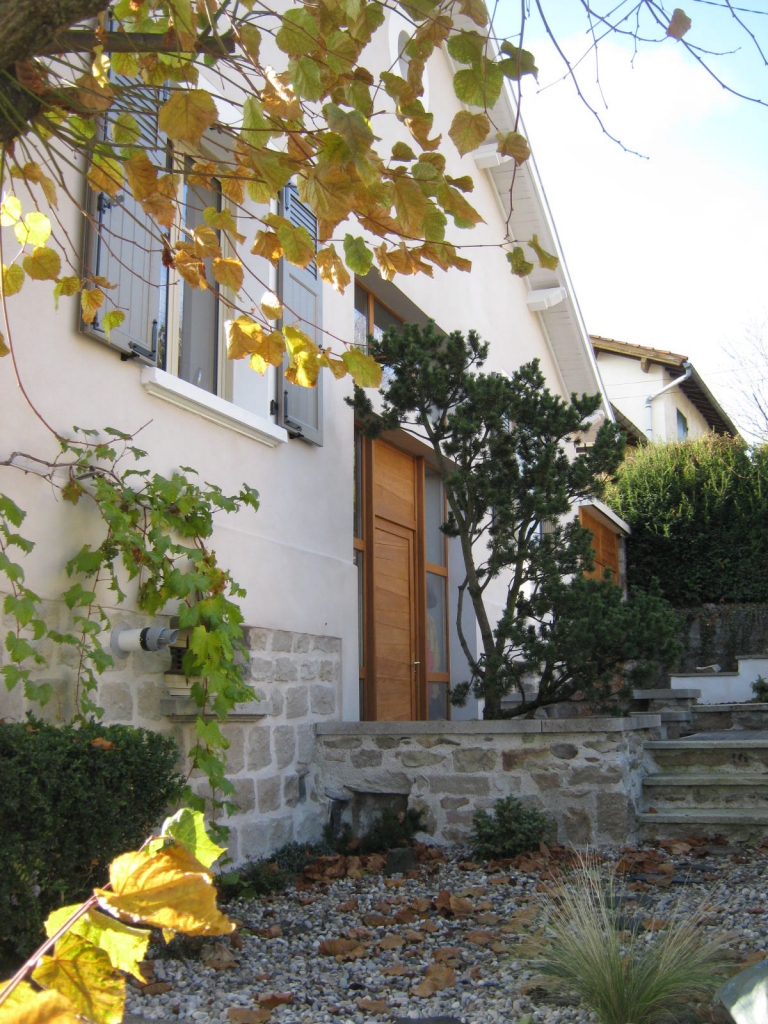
370, 441, 420, 721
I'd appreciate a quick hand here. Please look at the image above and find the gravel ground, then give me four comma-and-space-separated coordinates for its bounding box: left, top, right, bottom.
125, 840, 768, 1024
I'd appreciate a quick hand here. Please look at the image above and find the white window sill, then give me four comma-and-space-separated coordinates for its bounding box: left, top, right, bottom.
141, 367, 287, 448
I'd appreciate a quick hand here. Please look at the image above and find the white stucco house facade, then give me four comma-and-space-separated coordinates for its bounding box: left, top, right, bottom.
591, 336, 738, 445
0, 11, 620, 860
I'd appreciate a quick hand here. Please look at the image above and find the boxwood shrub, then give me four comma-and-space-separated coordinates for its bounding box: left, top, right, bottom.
0, 716, 184, 962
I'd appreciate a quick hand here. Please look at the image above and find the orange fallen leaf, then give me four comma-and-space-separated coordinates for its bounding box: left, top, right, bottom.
433, 947, 462, 962
257, 993, 293, 1009
379, 934, 405, 950
318, 938, 360, 956
411, 963, 456, 997
338, 899, 360, 912
142, 982, 172, 995
363, 914, 390, 927
381, 963, 409, 976
91, 737, 116, 750
466, 930, 495, 946
383, 878, 405, 889
357, 998, 388, 1013
229, 1010, 271, 1024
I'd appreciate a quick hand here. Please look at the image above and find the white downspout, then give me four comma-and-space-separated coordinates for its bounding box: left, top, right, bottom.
645, 361, 692, 441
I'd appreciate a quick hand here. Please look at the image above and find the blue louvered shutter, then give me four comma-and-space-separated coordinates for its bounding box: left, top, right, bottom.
82, 87, 165, 363
278, 184, 323, 446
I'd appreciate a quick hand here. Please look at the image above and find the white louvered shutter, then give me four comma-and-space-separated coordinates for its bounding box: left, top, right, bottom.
82, 89, 165, 363
278, 184, 323, 446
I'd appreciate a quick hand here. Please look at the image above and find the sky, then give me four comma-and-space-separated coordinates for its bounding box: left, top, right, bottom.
493, 0, 768, 436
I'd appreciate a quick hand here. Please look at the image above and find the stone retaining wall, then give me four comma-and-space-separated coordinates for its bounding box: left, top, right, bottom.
0, 605, 339, 865
316, 716, 663, 848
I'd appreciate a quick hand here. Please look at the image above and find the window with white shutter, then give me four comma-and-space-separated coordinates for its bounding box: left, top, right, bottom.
277, 184, 323, 446
82, 91, 166, 363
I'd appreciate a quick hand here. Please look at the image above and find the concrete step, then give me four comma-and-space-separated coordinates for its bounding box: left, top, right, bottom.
644, 739, 768, 771
643, 772, 768, 808
692, 703, 768, 732
638, 807, 768, 842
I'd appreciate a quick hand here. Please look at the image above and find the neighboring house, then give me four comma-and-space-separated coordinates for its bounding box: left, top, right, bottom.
591, 336, 739, 444
0, 11, 620, 861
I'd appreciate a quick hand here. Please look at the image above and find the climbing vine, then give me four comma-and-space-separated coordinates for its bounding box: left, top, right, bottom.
1, 426, 259, 824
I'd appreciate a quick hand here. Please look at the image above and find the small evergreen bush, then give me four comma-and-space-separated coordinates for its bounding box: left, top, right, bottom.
219, 841, 330, 899
470, 796, 549, 860
0, 716, 183, 961
359, 807, 425, 853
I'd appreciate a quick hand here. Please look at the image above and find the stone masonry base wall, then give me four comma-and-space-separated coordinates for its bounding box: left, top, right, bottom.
0, 604, 340, 865
316, 717, 662, 848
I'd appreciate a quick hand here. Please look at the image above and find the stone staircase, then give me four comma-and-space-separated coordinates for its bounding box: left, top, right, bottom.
637, 701, 768, 842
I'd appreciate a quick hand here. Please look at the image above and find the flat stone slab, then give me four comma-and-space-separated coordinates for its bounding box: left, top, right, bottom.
392, 1019, 461, 1024
717, 958, 768, 1024
638, 809, 768, 824
634, 688, 702, 699
316, 715, 661, 737
644, 773, 768, 787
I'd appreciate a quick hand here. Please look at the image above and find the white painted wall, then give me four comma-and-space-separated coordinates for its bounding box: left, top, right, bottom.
0, 8, 605, 730
595, 351, 711, 441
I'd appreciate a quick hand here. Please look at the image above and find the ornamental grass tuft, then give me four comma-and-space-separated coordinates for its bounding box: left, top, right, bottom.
530, 857, 734, 1024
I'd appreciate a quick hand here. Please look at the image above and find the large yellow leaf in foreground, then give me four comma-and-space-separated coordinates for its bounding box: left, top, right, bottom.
95, 843, 234, 935
0, 981, 80, 1024
32, 932, 124, 1024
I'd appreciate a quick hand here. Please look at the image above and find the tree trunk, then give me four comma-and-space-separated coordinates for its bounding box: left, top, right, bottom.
0, 0, 109, 72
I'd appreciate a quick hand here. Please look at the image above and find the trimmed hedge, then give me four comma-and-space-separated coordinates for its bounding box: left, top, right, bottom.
605, 436, 768, 606
0, 717, 184, 962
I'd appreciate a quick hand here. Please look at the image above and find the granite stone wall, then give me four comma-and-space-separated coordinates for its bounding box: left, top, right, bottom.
316, 717, 663, 848
0, 605, 340, 865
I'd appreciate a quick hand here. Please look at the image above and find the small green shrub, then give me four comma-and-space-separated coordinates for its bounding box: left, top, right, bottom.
358, 807, 425, 854
470, 796, 549, 860
751, 675, 768, 701
531, 858, 734, 1024
219, 841, 331, 899
0, 716, 184, 962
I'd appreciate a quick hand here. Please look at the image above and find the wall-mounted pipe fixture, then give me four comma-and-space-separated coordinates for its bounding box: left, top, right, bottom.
645, 360, 692, 441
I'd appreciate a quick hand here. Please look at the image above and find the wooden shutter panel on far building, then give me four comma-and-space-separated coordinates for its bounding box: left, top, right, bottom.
278, 184, 323, 446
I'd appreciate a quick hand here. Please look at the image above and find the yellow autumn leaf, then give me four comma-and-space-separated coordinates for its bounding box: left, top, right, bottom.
0, 194, 22, 226
255, 329, 286, 368
261, 67, 302, 120
14, 211, 51, 247
124, 152, 159, 201
95, 843, 234, 936
0, 332, 8, 357
342, 347, 383, 388
286, 348, 322, 387
260, 291, 283, 320
87, 155, 124, 198
75, 73, 114, 112
32, 932, 125, 1024
45, 905, 149, 982
227, 316, 263, 359
249, 351, 269, 374
23, 246, 61, 281
174, 249, 206, 289
203, 207, 246, 243
220, 174, 245, 205
0, 980, 80, 1024
13, 163, 57, 208
320, 352, 348, 379
193, 225, 221, 259
315, 245, 351, 293
81, 288, 104, 323
283, 323, 318, 358
251, 229, 283, 265
2, 263, 24, 296
278, 222, 315, 269
449, 110, 490, 156
112, 112, 141, 146
158, 89, 218, 146
91, 49, 111, 87
212, 257, 244, 292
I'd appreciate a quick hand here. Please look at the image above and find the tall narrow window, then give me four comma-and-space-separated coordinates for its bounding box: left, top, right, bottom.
677, 409, 689, 440
424, 467, 449, 719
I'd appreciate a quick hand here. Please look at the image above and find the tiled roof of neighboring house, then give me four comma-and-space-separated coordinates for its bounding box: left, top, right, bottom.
591, 335, 739, 438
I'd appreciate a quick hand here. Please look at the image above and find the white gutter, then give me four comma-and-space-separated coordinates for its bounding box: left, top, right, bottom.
645, 361, 692, 440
